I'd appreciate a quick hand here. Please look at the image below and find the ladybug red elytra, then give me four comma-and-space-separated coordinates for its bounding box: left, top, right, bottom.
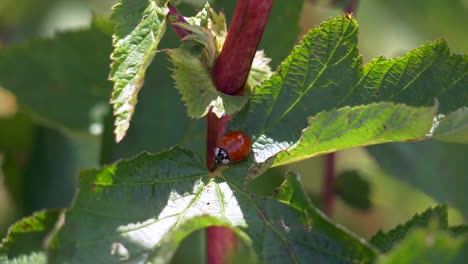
215, 131, 251, 164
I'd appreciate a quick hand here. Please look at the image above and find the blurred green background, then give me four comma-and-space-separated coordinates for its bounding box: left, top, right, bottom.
0, 0, 466, 262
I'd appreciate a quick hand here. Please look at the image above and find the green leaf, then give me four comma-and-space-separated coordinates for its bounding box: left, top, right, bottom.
168, 48, 248, 118
273, 102, 436, 166
0, 112, 34, 205
334, 170, 372, 210
370, 204, 448, 252
246, 50, 273, 93
432, 108, 468, 143
269, 171, 377, 263
367, 141, 468, 217
449, 225, 468, 237
0, 209, 61, 264
101, 16, 205, 163
354, 40, 467, 113
21, 125, 99, 214
0, 115, 100, 217
0, 23, 112, 135
377, 228, 468, 264
110, 0, 169, 142
230, 15, 467, 168
167, 5, 256, 119
101, 53, 205, 164
173, 3, 227, 68
49, 147, 376, 263
167, 6, 270, 119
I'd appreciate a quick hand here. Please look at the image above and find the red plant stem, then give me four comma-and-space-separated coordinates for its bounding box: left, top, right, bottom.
165, 2, 273, 263
206, 1, 273, 264
206, 0, 273, 170
212, 0, 273, 95
322, 152, 336, 217
206, 227, 237, 264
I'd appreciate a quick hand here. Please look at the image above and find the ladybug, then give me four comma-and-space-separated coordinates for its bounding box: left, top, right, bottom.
215, 131, 251, 165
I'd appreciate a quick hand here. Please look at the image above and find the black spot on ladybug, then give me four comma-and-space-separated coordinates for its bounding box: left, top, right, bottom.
215, 147, 230, 165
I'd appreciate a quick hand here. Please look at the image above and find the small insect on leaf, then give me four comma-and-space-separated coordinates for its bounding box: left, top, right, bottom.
215, 131, 251, 164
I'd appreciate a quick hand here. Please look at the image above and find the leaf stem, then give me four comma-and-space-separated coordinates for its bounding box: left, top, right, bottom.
322, 152, 336, 217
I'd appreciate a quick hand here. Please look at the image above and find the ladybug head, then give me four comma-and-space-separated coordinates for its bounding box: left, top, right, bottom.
215, 147, 230, 164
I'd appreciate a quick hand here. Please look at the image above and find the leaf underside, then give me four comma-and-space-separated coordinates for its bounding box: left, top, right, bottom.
110, 0, 169, 142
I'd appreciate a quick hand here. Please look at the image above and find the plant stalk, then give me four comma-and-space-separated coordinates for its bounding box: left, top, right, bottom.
167, 1, 273, 262
206, 0, 272, 263
212, 0, 273, 96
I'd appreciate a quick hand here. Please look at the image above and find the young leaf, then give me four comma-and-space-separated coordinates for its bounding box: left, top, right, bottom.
377, 228, 468, 264
246, 50, 273, 93
49, 147, 376, 263
0, 209, 61, 264
168, 48, 248, 118
370, 204, 448, 252
230, 15, 467, 168
0, 24, 112, 135
167, 5, 259, 119
110, 0, 169, 142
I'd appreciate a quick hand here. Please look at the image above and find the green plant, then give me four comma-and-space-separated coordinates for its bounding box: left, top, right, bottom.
0, 0, 467, 263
